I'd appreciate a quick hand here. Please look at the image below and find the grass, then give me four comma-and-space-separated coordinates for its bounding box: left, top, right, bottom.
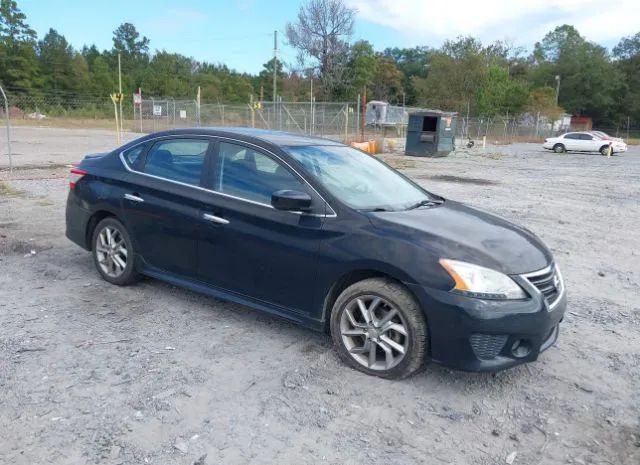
0, 181, 25, 198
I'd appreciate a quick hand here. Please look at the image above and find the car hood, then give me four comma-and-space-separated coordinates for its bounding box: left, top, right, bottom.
367, 200, 552, 275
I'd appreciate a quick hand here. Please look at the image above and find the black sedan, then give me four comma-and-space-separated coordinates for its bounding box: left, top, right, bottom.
66, 128, 566, 379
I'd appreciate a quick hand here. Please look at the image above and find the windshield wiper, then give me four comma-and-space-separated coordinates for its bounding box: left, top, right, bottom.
405, 199, 443, 210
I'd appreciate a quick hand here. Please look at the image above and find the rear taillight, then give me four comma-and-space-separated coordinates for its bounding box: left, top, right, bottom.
69, 168, 87, 189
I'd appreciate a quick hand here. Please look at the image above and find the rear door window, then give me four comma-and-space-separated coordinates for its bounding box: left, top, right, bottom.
143, 139, 209, 186
123, 145, 145, 166
215, 141, 304, 205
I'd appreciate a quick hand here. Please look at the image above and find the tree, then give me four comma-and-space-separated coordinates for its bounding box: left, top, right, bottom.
531, 25, 622, 124
88, 55, 115, 96
370, 55, 403, 102
0, 0, 35, 44
527, 86, 563, 122
38, 28, 74, 94
348, 40, 376, 95
412, 37, 488, 112
141, 51, 192, 97
383, 46, 431, 105
286, 0, 355, 99
253, 58, 287, 101
614, 32, 640, 125
112, 22, 149, 60
70, 52, 90, 94
111, 22, 150, 89
0, 0, 38, 90
476, 66, 528, 117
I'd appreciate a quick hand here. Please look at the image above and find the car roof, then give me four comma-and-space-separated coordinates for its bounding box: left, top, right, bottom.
143, 127, 346, 147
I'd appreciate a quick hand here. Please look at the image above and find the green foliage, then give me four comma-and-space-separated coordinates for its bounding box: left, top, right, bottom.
476, 66, 529, 117
614, 33, 640, 124
0, 0, 38, 90
412, 36, 490, 112
532, 25, 624, 123
527, 86, 563, 121
252, 58, 287, 101
1, 0, 639, 127
383, 46, 431, 105
349, 40, 376, 92
370, 55, 403, 102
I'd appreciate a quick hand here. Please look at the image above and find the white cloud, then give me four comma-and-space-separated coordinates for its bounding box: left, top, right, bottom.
346, 0, 640, 47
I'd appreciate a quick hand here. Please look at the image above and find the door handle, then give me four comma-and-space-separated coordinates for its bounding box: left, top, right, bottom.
124, 193, 144, 203
203, 213, 230, 225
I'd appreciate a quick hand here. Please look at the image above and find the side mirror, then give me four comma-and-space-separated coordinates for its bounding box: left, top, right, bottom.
271, 190, 312, 212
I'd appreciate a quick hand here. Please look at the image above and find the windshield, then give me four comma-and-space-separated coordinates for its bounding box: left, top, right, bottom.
284, 145, 440, 211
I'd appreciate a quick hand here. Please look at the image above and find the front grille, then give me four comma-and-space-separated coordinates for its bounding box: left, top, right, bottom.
470, 334, 508, 360
525, 265, 562, 307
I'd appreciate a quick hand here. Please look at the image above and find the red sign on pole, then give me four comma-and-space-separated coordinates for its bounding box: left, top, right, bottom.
133, 89, 142, 106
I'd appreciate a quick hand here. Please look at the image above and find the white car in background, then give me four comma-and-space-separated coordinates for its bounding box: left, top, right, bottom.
543, 131, 628, 155
590, 130, 623, 143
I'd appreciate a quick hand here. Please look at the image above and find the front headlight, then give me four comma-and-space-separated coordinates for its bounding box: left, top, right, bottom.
439, 259, 527, 300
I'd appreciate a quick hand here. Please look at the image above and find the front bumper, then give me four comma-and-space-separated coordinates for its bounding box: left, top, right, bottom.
407, 278, 566, 372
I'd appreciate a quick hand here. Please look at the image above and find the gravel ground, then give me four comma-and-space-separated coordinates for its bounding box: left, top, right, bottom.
1, 126, 140, 168
1, 128, 639, 465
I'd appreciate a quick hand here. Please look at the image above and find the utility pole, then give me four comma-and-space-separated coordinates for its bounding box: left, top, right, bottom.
0, 83, 12, 172
118, 53, 124, 138
197, 86, 201, 126
272, 30, 278, 103
554, 75, 561, 106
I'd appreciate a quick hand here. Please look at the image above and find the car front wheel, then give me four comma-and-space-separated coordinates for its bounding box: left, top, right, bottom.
600, 145, 612, 156
91, 217, 139, 285
330, 278, 428, 379
553, 143, 565, 153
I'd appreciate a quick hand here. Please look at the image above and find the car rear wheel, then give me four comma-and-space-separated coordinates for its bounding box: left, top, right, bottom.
330, 278, 428, 379
92, 217, 139, 285
553, 143, 565, 153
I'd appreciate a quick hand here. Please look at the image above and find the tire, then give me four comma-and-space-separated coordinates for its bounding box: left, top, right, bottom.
91, 217, 140, 285
553, 143, 565, 153
600, 145, 611, 156
330, 278, 428, 379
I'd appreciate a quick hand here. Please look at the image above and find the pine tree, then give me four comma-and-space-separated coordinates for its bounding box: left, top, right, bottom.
0, 0, 39, 90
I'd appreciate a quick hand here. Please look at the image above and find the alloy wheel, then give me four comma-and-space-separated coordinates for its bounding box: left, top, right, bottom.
95, 225, 128, 278
340, 295, 409, 371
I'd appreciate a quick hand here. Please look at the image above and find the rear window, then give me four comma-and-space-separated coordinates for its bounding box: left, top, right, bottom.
143, 139, 209, 186
123, 145, 144, 165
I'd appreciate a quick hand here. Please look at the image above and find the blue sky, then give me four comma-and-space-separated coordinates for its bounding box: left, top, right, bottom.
19, 0, 406, 74
19, 0, 639, 74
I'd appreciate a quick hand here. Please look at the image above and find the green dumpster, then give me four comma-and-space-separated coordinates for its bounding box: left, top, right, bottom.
405, 110, 457, 157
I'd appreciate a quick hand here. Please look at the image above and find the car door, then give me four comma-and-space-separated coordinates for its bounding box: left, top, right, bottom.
562, 133, 580, 151
579, 133, 599, 151
197, 139, 330, 315
120, 137, 213, 278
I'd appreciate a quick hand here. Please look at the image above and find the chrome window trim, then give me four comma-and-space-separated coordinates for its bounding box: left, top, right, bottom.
118, 133, 337, 218
521, 263, 564, 310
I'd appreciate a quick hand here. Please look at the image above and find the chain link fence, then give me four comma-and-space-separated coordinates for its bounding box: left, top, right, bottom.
133, 98, 362, 142
2, 92, 639, 146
